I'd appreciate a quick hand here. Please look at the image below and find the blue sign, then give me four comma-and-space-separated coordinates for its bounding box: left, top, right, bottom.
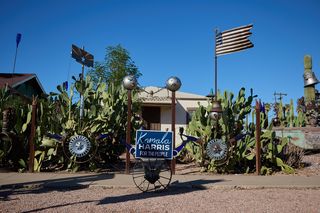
135, 130, 173, 159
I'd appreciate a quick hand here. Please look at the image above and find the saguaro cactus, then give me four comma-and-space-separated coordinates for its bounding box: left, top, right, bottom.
303, 55, 318, 102
303, 55, 319, 127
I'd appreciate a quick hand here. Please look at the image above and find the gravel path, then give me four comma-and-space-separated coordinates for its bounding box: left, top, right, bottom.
1, 186, 319, 213
1, 152, 319, 212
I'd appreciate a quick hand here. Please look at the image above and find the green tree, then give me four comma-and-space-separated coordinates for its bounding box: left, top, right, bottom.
88, 45, 141, 87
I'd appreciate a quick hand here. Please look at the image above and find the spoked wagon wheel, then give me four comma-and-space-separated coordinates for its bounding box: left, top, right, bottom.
132, 158, 172, 192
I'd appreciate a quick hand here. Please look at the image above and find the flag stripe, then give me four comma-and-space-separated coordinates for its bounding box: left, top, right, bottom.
216, 42, 253, 55
216, 32, 252, 44
216, 38, 251, 51
215, 24, 253, 56
220, 24, 253, 37
216, 43, 254, 56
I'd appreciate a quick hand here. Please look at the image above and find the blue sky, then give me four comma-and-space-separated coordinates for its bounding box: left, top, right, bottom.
1, 0, 319, 106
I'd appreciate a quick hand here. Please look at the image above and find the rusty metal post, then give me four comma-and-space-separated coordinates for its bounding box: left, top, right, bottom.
126, 90, 132, 174
171, 91, 176, 174
28, 97, 37, 173
255, 100, 261, 175
214, 29, 218, 102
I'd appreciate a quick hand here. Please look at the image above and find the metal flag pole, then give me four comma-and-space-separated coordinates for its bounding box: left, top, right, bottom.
80, 56, 85, 121
214, 29, 218, 101
209, 28, 223, 120
12, 45, 18, 74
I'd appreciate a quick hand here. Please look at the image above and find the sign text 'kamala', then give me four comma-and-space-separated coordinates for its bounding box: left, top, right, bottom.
135, 130, 173, 159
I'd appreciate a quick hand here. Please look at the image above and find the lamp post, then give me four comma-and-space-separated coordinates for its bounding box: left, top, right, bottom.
123, 75, 137, 174
166, 76, 182, 175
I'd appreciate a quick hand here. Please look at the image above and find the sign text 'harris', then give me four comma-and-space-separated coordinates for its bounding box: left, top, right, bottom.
135, 130, 173, 159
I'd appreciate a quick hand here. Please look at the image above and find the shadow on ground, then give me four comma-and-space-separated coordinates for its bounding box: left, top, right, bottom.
98, 179, 224, 205
0, 173, 114, 201
1, 178, 224, 212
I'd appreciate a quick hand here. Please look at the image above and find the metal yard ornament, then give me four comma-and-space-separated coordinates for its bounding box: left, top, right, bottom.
71, 44, 94, 68
46, 133, 98, 163
304, 72, 319, 87
71, 44, 94, 120
68, 135, 92, 158
43, 44, 97, 163
206, 138, 228, 162
209, 100, 223, 120
207, 89, 222, 120
303, 55, 319, 87
16, 33, 22, 48
12, 33, 22, 74
121, 126, 249, 191
122, 75, 181, 175
206, 95, 228, 164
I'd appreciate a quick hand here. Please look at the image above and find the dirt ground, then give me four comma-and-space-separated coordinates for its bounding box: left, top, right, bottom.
291, 151, 320, 176
0, 152, 319, 213
1, 186, 320, 213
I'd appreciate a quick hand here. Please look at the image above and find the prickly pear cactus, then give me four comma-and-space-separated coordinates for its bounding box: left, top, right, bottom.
186, 88, 255, 170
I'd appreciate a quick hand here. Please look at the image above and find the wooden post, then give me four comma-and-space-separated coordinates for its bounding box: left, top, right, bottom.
28, 97, 37, 173
171, 91, 176, 174
255, 100, 261, 175
125, 90, 132, 174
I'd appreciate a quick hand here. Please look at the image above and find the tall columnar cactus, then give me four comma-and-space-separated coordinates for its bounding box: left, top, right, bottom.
304, 55, 317, 102
303, 55, 319, 127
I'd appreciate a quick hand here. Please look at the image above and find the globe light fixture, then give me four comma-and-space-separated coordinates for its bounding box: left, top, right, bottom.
166, 76, 181, 92
123, 75, 137, 90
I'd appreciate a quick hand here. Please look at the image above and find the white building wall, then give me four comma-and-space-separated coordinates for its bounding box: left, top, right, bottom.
160, 99, 208, 147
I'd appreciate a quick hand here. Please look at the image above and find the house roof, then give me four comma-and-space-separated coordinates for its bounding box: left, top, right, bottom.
0, 73, 46, 94
138, 86, 207, 105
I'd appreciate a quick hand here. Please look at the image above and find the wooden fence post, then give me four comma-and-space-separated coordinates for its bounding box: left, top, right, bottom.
171, 91, 176, 175
255, 100, 261, 175
28, 97, 37, 173
125, 90, 132, 174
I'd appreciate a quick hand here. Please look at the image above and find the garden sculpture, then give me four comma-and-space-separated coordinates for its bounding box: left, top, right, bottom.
100, 127, 248, 192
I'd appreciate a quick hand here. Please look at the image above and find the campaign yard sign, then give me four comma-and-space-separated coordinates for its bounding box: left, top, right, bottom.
135, 130, 173, 159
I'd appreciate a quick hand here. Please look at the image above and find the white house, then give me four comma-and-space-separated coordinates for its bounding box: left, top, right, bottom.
138, 86, 209, 145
